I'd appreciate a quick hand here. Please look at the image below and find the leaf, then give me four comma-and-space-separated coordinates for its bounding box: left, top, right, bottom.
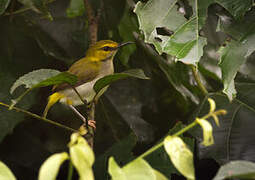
164, 136, 195, 180
10, 69, 77, 94
66, 0, 85, 18
108, 157, 126, 180
118, 5, 138, 65
69, 134, 95, 180
0, 0, 11, 15
38, 152, 69, 180
134, 0, 213, 65
0, 161, 16, 180
144, 122, 194, 179
192, 84, 255, 164
153, 170, 168, 180
216, 0, 253, 20
17, 0, 52, 20
213, 160, 255, 180
93, 69, 149, 94
196, 118, 214, 146
108, 157, 168, 180
218, 10, 255, 100
10, 69, 59, 94
33, 72, 77, 88
94, 133, 136, 180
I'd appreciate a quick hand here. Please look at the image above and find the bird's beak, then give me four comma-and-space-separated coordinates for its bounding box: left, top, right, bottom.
117, 41, 134, 48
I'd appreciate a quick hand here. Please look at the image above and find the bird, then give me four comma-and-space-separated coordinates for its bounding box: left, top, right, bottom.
42, 40, 133, 128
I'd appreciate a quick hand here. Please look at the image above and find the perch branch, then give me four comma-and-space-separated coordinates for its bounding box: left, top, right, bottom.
83, 0, 100, 148
0, 102, 77, 132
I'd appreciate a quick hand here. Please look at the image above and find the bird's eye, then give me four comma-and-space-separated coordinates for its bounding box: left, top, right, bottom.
102, 46, 111, 51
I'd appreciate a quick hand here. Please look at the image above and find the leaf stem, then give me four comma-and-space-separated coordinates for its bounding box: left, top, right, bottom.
9, 88, 32, 109
67, 161, 74, 180
0, 102, 77, 132
191, 65, 208, 95
135, 121, 198, 161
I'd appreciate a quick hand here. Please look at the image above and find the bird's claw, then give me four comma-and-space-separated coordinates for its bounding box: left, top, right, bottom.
88, 120, 96, 129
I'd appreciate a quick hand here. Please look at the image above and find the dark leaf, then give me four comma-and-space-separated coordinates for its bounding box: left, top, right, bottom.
0, 0, 11, 15
192, 83, 255, 164
93, 69, 149, 94
66, 0, 85, 18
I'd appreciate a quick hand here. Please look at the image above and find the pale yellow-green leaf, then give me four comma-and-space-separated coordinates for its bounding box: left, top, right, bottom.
153, 169, 168, 180
38, 152, 69, 180
196, 118, 214, 146
212, 114, 220, 127
164, 136, 195, 180
70, 135, 95, 180
208, 98, 216, 113
109, 157, 165, 180
0, 161, 16, 180
108, 157, 126, 180
123, 159, 156, 180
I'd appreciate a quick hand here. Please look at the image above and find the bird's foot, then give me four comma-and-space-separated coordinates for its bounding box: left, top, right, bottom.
88, 120, 96, 129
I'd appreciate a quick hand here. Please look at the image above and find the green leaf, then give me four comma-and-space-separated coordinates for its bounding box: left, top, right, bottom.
10, 69, 59, 94
216, 0, 253, 20
93, 69, 149, 94
219, 38, 255, 100
164, 136, 195, 180
0, 0, 11, 15
153, 170, 168, 180
134, 0, 212, 65
218, 10, 255, 100
108, 157, 126, 180
196, 118, 214, 146
118, 5, 138, 65
0, 161, 16, 180
213, 160, 255, 180
17, 0, 53, 20
38, 152, 69, 180
33, 72, 77, 88
10, 69, 77, 108
109, 157, 168, 180
191, 86, 255, 163
10, 69, 77, 94
144, 122, 194, 179
94, 133, 136, 180
69, 134, 95, 180
66, 0, 85, 18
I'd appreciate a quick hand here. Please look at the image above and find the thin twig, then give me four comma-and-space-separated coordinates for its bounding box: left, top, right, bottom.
0, 102, 77, 132
83, 0, 99, 148
191, 65, 208, 95
84, 0, 98, 45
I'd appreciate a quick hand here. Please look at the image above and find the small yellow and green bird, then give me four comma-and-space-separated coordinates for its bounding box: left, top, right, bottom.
43, 40, 132, 127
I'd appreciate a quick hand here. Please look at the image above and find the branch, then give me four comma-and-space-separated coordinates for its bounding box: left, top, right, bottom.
0, 102, 77, 132
84, 0, 99, 45
83, 0, 100, 148
191, 65, 208, 95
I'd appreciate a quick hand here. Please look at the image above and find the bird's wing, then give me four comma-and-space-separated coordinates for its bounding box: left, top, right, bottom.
52, 59, 101, 92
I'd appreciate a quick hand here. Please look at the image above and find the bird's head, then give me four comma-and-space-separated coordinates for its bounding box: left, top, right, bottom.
85, 40, 133, 61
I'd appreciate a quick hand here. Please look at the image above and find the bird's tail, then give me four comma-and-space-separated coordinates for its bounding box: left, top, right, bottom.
43, 92, 65, 118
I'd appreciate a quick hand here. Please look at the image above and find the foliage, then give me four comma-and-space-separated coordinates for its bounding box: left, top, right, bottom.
0, 0, 255, 179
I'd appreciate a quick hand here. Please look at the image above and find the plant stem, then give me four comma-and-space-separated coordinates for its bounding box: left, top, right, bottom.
135, 121, 198, 160
9, 88, 32, 109
0, 102, 77, 132
83, 0, 99, 149
191, 65, 208, 95
67, 161, 74, 180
